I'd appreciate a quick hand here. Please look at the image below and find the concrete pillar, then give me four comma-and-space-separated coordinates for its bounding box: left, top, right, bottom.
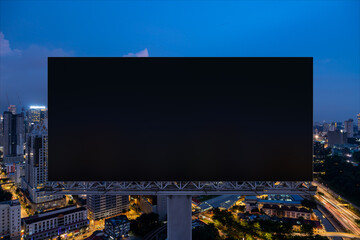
167, 195, 192, 240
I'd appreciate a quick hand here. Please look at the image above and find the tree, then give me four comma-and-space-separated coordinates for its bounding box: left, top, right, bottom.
0, 188, 12, 202
300, 223, 314, 236
192, 223, 221, 240
301, 199, 317, 210
130, 212, 161, 237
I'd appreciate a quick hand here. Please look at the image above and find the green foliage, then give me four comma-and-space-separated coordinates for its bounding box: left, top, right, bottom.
130, 212, 161, 237
0, 187, 12, 202
300, 223, 313, 236
301, 199, 317, 210
318, 156, 360, 206
352, 151, 360, 162
355, 219, 360, 227
192, 223, 221, 240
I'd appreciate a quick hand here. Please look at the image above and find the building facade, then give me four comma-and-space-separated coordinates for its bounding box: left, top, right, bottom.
26, 106, 47, 133
104, 215, 130, 240
0, 200, 21, 240
344, 118, 354, 138
87, 195, 129, 220
22, 120, 65, 212
22, 206, 89, 240
2, 111, 25, 163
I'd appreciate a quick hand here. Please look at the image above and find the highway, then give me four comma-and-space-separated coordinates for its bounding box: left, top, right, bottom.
313, 181, 360, 235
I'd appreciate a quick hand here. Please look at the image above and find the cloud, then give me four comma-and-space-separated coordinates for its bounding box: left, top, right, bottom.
0, 33, 74, 111
123, 48, 149, 57
0, 32, 21, 56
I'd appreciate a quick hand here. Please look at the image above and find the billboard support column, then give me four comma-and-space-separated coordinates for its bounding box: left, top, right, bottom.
167, 195, 192, 240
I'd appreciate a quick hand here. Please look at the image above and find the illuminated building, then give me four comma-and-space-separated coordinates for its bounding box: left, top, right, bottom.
87, 195, 129, 220
22, 119, 66, 212
357, 113, 360, 131
26, 106, 47, 133
0, 200, 21, 240
104, 215, 130, 239
22, 205, 88, 240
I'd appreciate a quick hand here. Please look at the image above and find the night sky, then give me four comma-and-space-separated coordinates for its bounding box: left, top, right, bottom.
0, 0, 359, 122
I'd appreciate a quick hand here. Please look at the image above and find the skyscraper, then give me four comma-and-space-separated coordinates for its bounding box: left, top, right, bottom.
22, 120, 65, 212
357, 113, 360, 131
87, 195, 129, 220
26, 106, 47, 132
344, 118, 354, 138
2, 111, 25, 163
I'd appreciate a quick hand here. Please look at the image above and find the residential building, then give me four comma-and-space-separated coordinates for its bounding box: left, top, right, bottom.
0, 200, 21, 240
104, 215, 130, 239
87, 195, 129, 220
22, 206, 88, 240
261, 204, 311, 220
22, 120, 65, 212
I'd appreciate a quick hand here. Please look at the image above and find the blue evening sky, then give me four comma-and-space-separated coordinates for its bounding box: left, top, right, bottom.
0, 0, 359, 122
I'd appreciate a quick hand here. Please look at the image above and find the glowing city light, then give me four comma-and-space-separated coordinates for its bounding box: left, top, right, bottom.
29, 106, 46, 109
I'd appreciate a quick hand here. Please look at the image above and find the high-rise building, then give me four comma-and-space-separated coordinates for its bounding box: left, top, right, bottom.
357, 113, 360, 131
26, 106, 47, 133
8, 105, 16, 114
0, 200, 21, 240
22, 120, 65, 212
22, 205, 88, 240
87, 195, 129, 220
344, 118, 354, 138
327, 130, 347, 147
2, 111, 25, 163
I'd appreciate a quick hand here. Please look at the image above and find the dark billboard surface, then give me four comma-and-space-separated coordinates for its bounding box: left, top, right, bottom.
48, 57, 313, 181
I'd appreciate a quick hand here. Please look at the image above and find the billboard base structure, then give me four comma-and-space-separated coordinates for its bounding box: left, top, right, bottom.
45, 181, 316, 240
44, 181, 316, 195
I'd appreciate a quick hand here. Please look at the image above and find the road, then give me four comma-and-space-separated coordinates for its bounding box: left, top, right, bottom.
314, 181, 360, 235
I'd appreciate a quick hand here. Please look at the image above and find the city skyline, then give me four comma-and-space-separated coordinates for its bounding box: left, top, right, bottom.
0, 0, 359, 122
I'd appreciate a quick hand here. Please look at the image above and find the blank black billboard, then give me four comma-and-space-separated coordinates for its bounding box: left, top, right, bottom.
48, 57, 313, 181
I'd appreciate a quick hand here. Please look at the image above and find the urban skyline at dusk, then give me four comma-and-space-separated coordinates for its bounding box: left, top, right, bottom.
0, 0, 360, 122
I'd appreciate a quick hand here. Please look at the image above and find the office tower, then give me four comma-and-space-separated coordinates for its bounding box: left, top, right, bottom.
327, 130, 347, 147
344, 118, 354, 138
357, 113, 360, 131
87, 195, 129, 220
0, 200, 21, 240
26, 106, 47, 133
22, 206, 88, 240
2, 111, 25, 163
22, 120, 66, 212
104, 215, 130, 239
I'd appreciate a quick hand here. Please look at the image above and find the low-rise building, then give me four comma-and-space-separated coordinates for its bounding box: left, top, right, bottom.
22, 205, 89, 240
261, 204, 311, 220
0, 200, 21, 240
104, 215, 130, 240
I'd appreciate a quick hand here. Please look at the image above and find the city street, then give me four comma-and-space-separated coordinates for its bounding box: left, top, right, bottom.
314, 181, 360, 235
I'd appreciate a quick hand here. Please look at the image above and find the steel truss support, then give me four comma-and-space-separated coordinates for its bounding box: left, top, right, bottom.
44, 181, 316, 195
